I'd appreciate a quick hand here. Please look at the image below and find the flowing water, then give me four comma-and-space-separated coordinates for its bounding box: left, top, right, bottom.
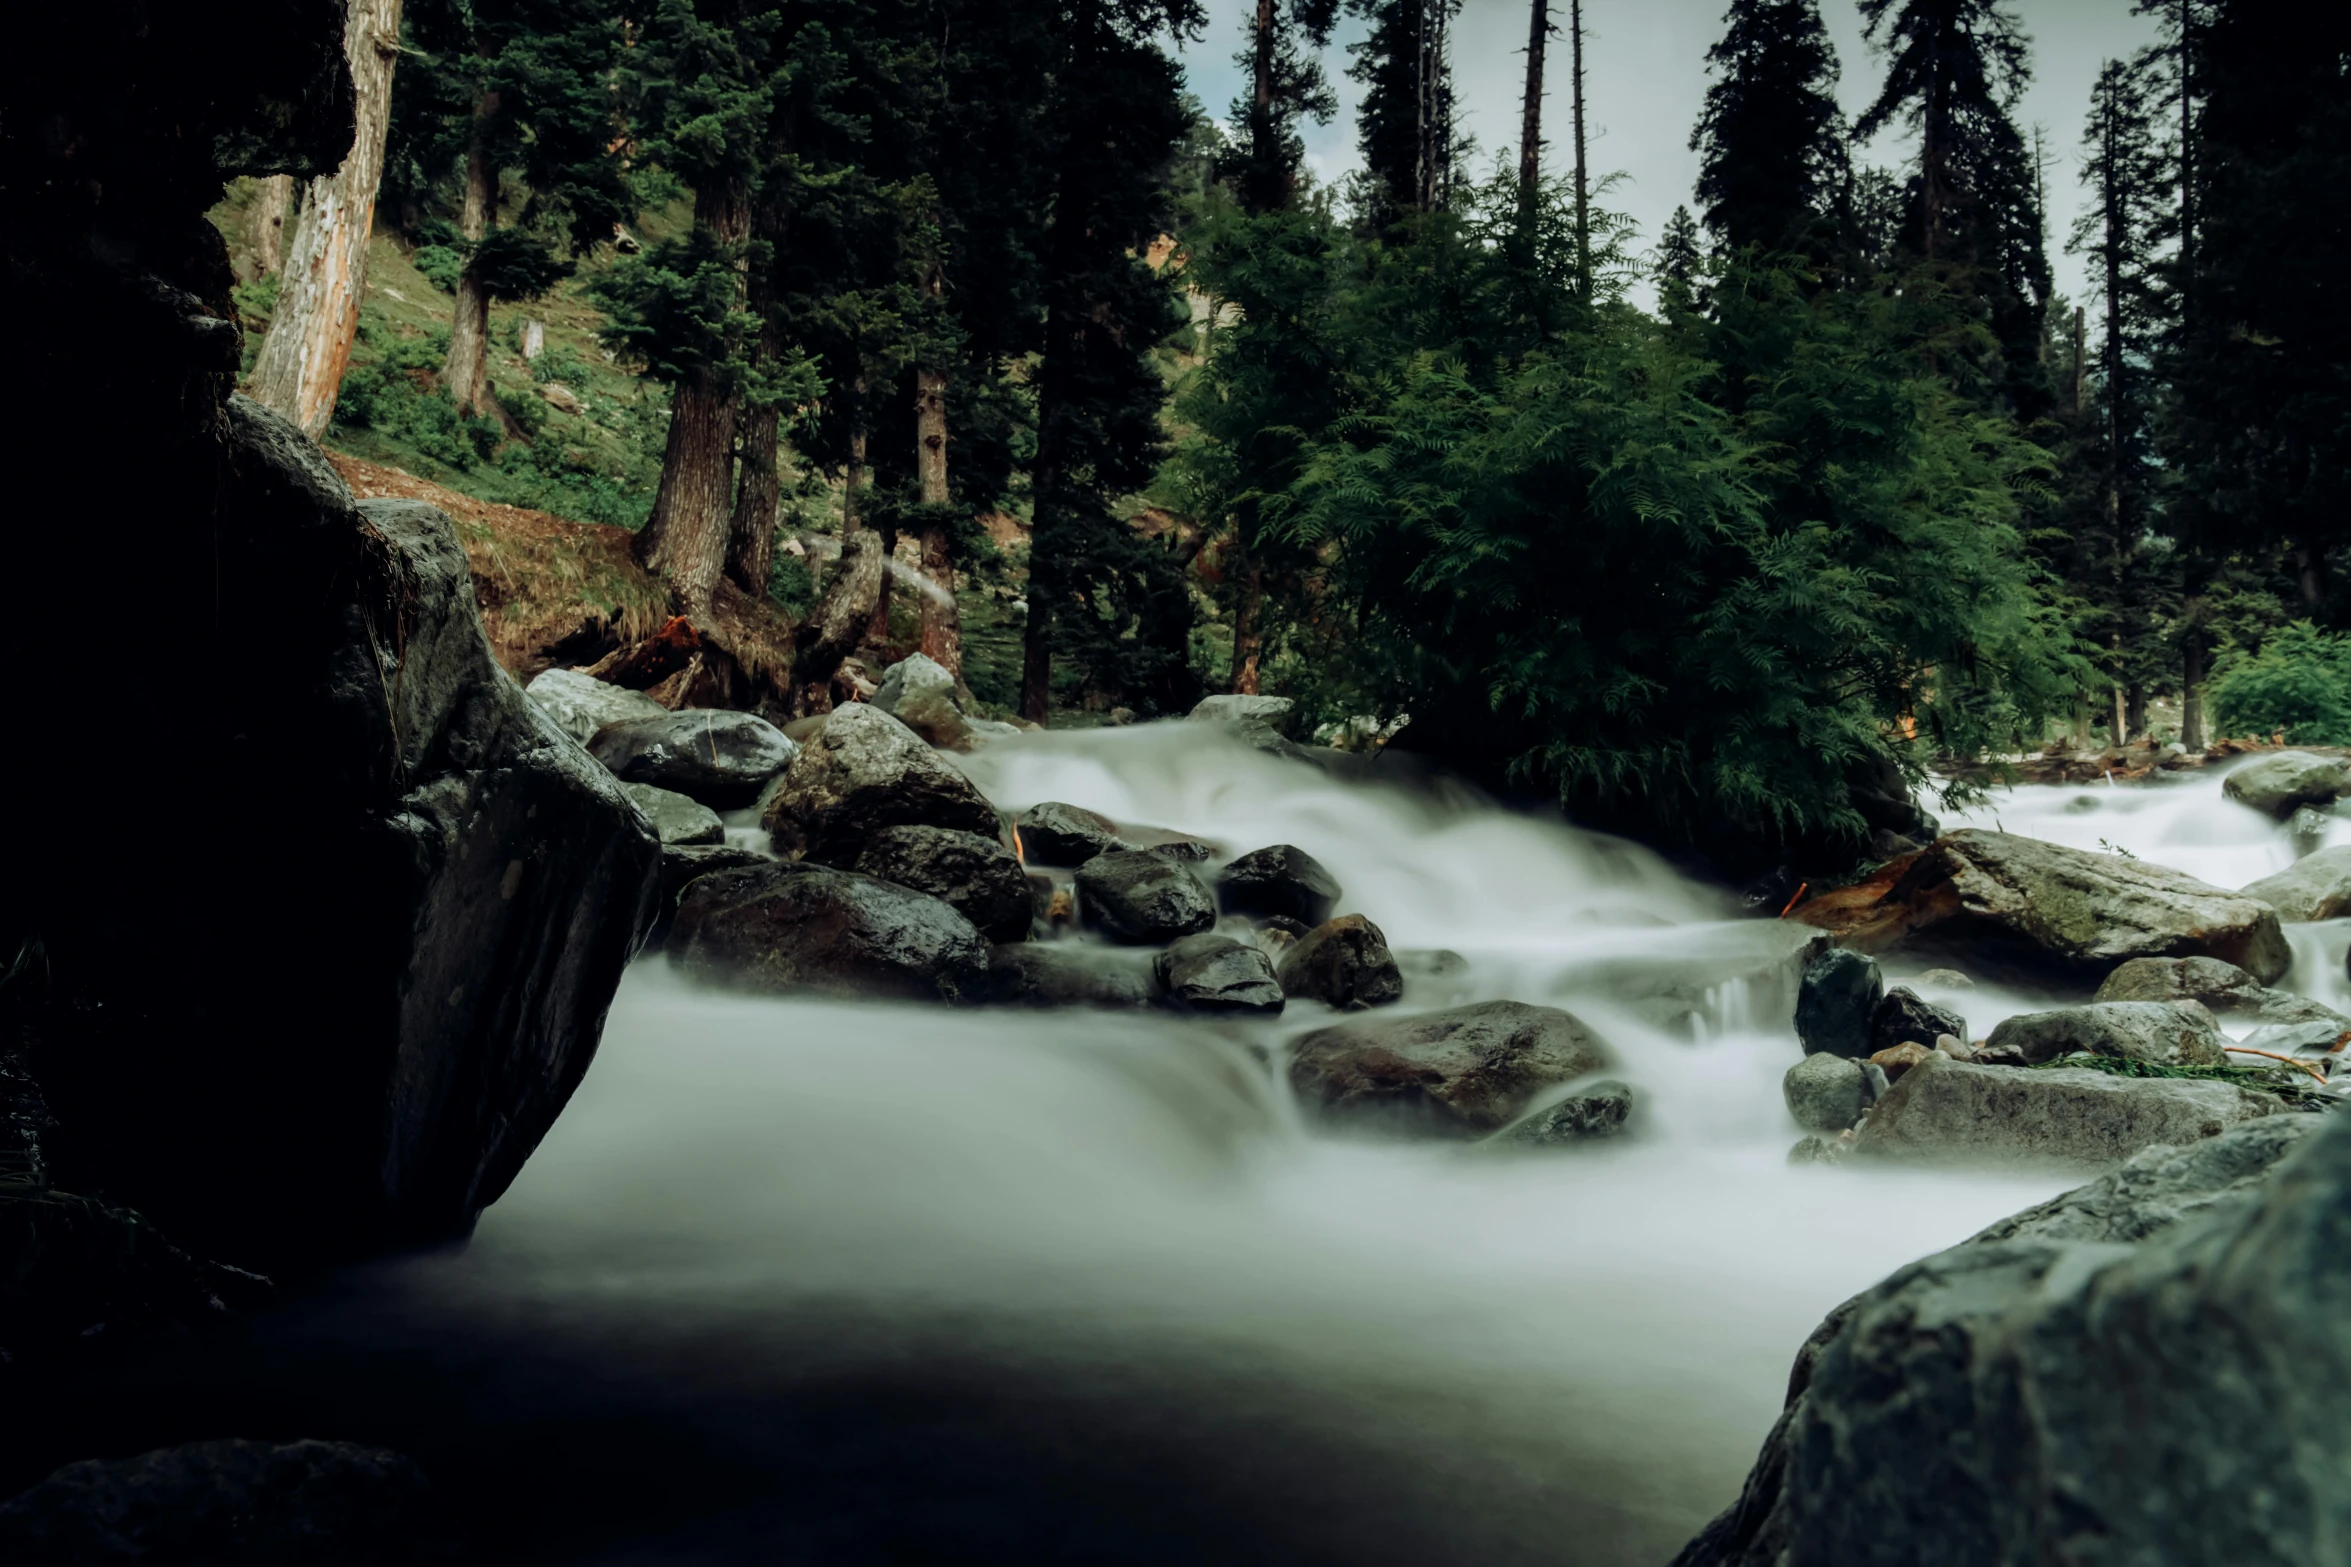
20, 734, 2345, 1563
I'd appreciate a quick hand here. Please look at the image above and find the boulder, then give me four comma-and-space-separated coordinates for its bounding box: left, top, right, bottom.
524, 667, 665, 745
1867, 985, 1966, 1056
2222, 748, 2351, 818
1016, 802, 1122, 866
0, 1439, 454, 1566
1790, 829, 2293, 984
646, 842, 768, 949
618, 782, 724, 847
1851, 1055, 2284, 1173
890, 688, 975, 752
872, 652, 960, 716
2241, 844, 2351, 922
1216, 844, 1342, 927
1783, 1052, 1870, 1134
1676, 1115, 2331, 1567
1984, 1000, 2229, 1068
983, 944, 1159, 1009
853, 825, 1032, 945
1868, 1041, 1935, 1082
2094, 954, 2351, 1029
1501, 1080, 1635, 1144
759, 702, 1000, 864
1794, 947, 1882, 1058
2236, 1019, 2351, 1067
1187, 693, 1296, 733
1276, 915, 1404, 1010
1289, 1000, 1611, 1139
1152, 934, 1285, 1015
668, 862, 989, 1003
1074, 849, 1217, 944
588, 709, 797, 809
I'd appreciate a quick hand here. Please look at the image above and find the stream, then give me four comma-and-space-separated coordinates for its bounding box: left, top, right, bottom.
13, 729, 2344, 1564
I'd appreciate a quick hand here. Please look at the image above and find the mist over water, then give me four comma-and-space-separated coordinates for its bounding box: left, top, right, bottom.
34, 733, 2342, 1563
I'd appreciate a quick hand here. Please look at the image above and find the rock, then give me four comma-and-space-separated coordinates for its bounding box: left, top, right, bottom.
872, 652, 960, 716
668, 862, 990, 1003
1017, 802, 1122, 866
1187, 693, 1296, 733
890, 689, 975, 751
1790, 829, 2293, 984
524, 667, 666, 744
588, 709, 797, 810
1936, 1032, 1973, 1061
1153, 934, 1285, 1014
1868, 1041, 1935, 1082
1275, 915, 1404, 1010
1502, 1080, 1635, 1144
646, 842, 767, 949
1786, 1134, 1847, 1166
540, 380, 585, 414
2241, 844, 2351, 922
1794, 947, 1882, 1058
1259, 915, 1314, 941
1868, 985, 1967, 1057
0, 1439, 455, 1566
619, 782, 724, 847
760, 702, 1001, 864
1783, 1052, 1870, 1134
1851, 1055, 2285, 1173
2237, 1018, 2351, 1058
983, 944, 1159, 1009
1677, 1114, 2329, 1567
853, 825, 1032, 945
1914, 966, 1973, 988
1074, 848, 1217, 944
1216, 844, 1342, 927
1983, 1000, 2228, 1068
2094, 953, 2270, 1009
1289, 1001, 1611, 1139
1136, 833, 1217, 862
2221, 748, 2351, 818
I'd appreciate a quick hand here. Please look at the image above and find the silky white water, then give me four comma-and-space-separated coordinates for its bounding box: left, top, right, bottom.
141, 735, 2345, 1562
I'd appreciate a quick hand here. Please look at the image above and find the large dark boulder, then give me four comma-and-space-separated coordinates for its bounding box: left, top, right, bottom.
669, 862, 989, 1003
1154, 934, 1285, 1014
1276, 915, 1404, 1010
760, 702, 1000, 864
1074, 849, 1217, 944
588, 709, 796, 809
645, 842, 769, 950
982, 944, 1159, 1009
1016, 802, 1121, 866
1216, 844, 1342, 926
2222, 749, 2351, 818
0, 1439, 455, 1565
1867, 984, 1965, 1055
1794, 948, 1881, 1058
854, 825, 1031, 944
1289, 1001, 1610, 1139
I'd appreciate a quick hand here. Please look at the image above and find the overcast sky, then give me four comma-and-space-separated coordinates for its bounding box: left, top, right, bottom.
1175, 0, 2160, 310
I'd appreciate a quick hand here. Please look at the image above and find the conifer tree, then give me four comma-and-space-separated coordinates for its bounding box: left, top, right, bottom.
1690, 0, 1844, 257
1346, 0, 1460, 222
1226, 0, 1341, 216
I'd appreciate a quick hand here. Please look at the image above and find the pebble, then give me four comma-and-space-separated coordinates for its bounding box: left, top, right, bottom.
1870, 1041, 1935, 1082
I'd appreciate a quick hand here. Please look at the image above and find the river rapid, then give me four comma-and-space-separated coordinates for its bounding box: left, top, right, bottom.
16, 730, 2341, 1564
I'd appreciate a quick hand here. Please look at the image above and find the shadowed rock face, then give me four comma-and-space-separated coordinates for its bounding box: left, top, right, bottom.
670, 862, 990, 1004
1289, 1001, 1610, 1138
760, 703, 1001, 865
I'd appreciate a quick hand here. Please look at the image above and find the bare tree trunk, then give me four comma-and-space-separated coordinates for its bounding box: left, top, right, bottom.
249, 175, 293, 278
727, 187, 787, 600
2181, 626, 2207, 750
444, 88, 502, 417
250, 0, 404, 439
1569, 0, 1589, 289
1518, 0, 1549, 198
637, 177, 752, 615
913, 354, 960, 675
1230, 559, 1264, 695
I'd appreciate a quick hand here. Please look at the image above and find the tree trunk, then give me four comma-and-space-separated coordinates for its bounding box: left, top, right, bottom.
249, 0, 404, 439
1518, 0, 1549, 199
2294, 537, 2325, 612
248, 175, 293, 279
2180, 620, 2207, 751
1230, 558, 1264, 695
2125, 683, 2147, 741
1569, 0, 1590, 290
444, 87, 502, 417
2109, 628, 2127, 748
797, 529, 884, 708
637, 176, 752, 615
727, 186, 788, 599
913, 353, 960, 676
1020, 593, 1053, 725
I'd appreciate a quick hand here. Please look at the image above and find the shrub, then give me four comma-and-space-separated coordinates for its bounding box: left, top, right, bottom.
2207, 623, 2351, 745
414, 245, 465, 295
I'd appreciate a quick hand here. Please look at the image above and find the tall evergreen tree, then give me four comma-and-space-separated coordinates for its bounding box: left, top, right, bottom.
1346, 0, 1460, 222
1225, 0, 1341, 216
1690, 0, 1844, 257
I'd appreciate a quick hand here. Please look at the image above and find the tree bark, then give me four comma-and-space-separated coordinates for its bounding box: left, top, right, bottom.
797, 529, 884, 707
2180, 623, 2207, 750
1230, 558, 1264, 694
1020, 592, 1053, 725
1569, 0, 1590, 290
913, 350, 960, 675
248, 175, 293, 279
637, 176, 752, 615
444, 87, 502, 417
1518, 0, 1549, 199
249, 0, 404, 439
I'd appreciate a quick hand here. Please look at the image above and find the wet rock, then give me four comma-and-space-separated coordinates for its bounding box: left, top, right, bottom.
1503, 1080, 1634, 1144
1289, 1000, 1611, 1139
1790, 829, 2293, 984
2241, 844, 2351, 922
1216, 844, 1342, 926
984, 944, 1158, 1009
1795, 947, 1882, 1058
890, 688, 975, 752
1138, 834, 1217, 862
525, 667, 665, 744
1783, 1052, 1870, 1133
760, 702, 1000, 865
2237, 1018, 2351, 1059
1276, 915, 1404, 1010
1074, 848, 1217, 944
1984, 1000, 2228, 1068
2222, 749, 2351, 818
1868, 1041, 1935, 1082
668, 862, 989, 1003
588, 709, 798, 809
1868, 985, 1967, 1057
2094, 953, 2269, 1009
1258, 915, 1314, 941
1914, 967, 1973, 988
0, 1439, 455, 1566
872, 652, 959, 716
1016, 802, 1122, 866
1153, 934, 1285, 1014
619, 781, 724, 847
1851, 1055, 2284, 1173
1187, 693, 1296, 734
646, 842, 767, 949
854, 825, 1032, 945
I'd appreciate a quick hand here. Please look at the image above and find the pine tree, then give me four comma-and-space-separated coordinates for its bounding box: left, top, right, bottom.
1225, 0, 1341, 216
1690, 0, 1844, 257
1657, 202, 1703, 313
1346, 0, 1460, 223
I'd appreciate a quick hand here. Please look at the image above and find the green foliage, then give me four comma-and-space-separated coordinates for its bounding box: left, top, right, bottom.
414, 244, 465, 294
1691, 0, 1846, 256
2207, 624, 2351, 744
767, 550, 815, 617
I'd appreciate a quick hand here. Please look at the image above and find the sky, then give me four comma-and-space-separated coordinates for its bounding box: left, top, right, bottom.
1175, 0, 2161, 311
